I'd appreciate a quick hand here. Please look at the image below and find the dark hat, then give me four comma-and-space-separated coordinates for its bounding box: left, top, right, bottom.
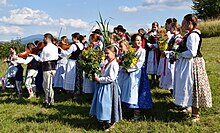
115, 25, 126, 32
92, 29, 102, 35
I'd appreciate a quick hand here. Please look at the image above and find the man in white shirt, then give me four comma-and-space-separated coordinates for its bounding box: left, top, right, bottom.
32, 33, 58, 107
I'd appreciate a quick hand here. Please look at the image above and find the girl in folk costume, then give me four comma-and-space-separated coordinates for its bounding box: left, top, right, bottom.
157, 19, 181, 93
146, 22, 160, 85
90, 45, 122, 131
53, 36, 69, 90
82, 33, 101, 94
91, 29, 104, 50
4, 47, 23, 98
120, 34, 152, 120
59, 33, 84, 93
174, 14, 212, 122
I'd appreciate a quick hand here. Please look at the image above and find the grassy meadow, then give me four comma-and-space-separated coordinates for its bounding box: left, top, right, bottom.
0, 36, 220, 132
199, 19, 220, 38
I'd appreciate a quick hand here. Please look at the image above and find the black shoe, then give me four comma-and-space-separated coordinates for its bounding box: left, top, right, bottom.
42, 102, 52, 108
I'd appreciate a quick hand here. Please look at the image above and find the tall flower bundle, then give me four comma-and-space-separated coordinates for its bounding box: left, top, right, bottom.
96, 12, 110, 48
79, 13, 109, 80
78, 49, 103, 80
121, 47, 138, 71
157, 29, 169, 51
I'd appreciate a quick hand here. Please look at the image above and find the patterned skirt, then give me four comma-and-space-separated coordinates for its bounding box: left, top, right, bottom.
192, 57, 212, 108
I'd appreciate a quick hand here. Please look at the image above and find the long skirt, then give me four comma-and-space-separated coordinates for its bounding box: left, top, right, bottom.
90, 81, 122, 123
53, 63, 66, 88
63, 59, 76, 91
192, 57, 212, 108
122, 66, 153, 109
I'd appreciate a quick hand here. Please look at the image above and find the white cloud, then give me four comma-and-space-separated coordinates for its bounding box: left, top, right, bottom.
0, 7, 92, 31
118, 6, 138, 13
0, 26, 23, 35
0, 0, 7, 5
0, 7, 56, 25
142, 0, 192, 9
59, 18, 90, 30
119, 0, 192, 13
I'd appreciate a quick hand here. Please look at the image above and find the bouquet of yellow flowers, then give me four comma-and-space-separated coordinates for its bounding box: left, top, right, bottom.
121, 47, 138, 71
78, 48, 104, 80
157, 29, 169, 51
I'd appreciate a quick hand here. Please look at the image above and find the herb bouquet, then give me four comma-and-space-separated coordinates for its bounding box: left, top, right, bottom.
121, 47, 138, 71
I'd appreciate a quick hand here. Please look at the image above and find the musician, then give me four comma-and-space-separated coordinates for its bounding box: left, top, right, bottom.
53, 36, 69, 90
31, 33, 59, 107
59, 32, 84, 95
16, 43, 39, 99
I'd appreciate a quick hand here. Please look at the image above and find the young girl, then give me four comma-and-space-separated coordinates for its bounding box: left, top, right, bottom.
120, 34, 152, 120
146, 22, 160, 85
4, 47, 23, 98
174, 14, 212, 122
90, 45, 122, 131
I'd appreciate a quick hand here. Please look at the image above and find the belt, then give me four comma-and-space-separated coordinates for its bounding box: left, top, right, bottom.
42, 60, 57, 71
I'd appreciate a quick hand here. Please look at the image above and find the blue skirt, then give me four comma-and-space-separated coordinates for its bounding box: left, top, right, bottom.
90, 81, 122, 123
123, 66, 153, 109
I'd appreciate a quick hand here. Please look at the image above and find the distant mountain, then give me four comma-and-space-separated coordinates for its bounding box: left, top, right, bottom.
21, 34, 43, 44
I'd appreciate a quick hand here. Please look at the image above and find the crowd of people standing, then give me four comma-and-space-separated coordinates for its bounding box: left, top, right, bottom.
2, 14, 212, 131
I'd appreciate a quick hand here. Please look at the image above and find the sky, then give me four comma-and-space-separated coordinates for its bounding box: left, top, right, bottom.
0, 0, 194, 41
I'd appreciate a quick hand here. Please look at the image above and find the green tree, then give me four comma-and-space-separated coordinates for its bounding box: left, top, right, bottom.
0, 39, 25, 59
192, 0, 220, 20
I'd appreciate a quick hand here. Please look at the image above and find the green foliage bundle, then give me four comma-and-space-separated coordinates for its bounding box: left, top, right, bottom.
78, 49, 103, 80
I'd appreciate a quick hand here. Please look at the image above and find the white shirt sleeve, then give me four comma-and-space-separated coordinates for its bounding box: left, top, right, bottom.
99, 62, 119, 84
33, 54, 43, 62
60, 44, 77, 57
16, 56, 33, 64
179, 33, 200, 59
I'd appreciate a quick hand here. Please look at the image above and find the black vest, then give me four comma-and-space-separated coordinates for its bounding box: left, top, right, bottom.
177, 31, 202, 57
69, 44, 83, 60
27, 56, 39, 70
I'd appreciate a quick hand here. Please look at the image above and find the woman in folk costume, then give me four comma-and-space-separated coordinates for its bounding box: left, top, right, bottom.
120, 34, 152, 121
146, 22, 160, 85
59, 33, 84, 93
158, 19, 181, 93
53, 36, 69, 90
174, 14, 212, 122
82, 33, 101, 94
90, 45, 122, 131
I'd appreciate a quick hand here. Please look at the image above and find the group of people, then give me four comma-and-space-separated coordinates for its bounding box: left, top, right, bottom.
2, 13, 212, 131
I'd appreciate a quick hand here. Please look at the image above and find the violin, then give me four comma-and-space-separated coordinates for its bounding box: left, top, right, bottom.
18, 49, 31, 58
58, 42, 72, 50
31, 41, 45, 55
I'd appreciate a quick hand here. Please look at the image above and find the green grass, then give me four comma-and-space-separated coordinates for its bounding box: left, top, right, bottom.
0, 36, 220, 132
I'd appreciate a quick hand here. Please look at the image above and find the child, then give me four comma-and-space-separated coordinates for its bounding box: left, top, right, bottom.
90, 45, 122, 131
4, 47, 23, 98
120, 34, 152, 121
